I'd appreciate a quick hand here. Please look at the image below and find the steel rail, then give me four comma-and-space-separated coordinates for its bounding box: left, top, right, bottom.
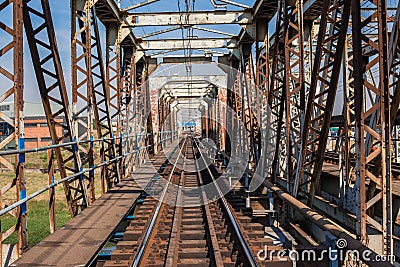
193, 141, 225, 266
87, 140, 183, 267
164, 137, 223, 266
193, 137, 259, 267
131, 136, 188, 267
203, 143, 395, 267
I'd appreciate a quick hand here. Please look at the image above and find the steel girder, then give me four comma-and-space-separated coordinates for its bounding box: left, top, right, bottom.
0, 0, 26, 256
123, 10, 252, 27
284, 0, 305, 193
241, 53, 261, 168
121, 47, 135, 177
218, 85, 228, 154
226, 53, 261, 170
339, 36, 355, 210
105, 24, 123, 189
225, 59, 239, 157
157, 89, 169, 152
71, 0, 97, 202
232, 69, 245, 160
23, 0, 90, 216
268, 0, 287, 184
268, 0, 310, 192
91, 8, 121, 190
139, 38, 237, 51
352, 0, 393, 256
292, 0, 350, 206
127, 61, 146, 170
256, 39, 277, 190
134, 61, 153, 161
256, 45, 269, 95
158, 93, 173, 138
72, 0, 120, 196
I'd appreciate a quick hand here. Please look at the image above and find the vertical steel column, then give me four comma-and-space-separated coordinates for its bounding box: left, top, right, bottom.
121, 50, 132, 145
249, 54, 261, 166
226, 58, 239, 159
71, 0, 96, 201
233, 68, 244, 160
256, 45, 269, 96
14, 0, 26, 254
269, 0, 287, 184
106, 23, 122, 188
240, 50, 260, 168
303, 21, 314, 96
218, 86, 227, 155
340, 36, 354, 210
122, 48, 135, 176
72, 0, 121, 197
352, 0, 392, 256
143, 64, 154, 158
23, 0, 89, 216
135, 60, 146, 165
284, 0, 305, 193
293, 0, 351, 206
0, 0, 26, 256
47, 147, 55, 234
91, 7, 120, 189
256, 31, 275, 182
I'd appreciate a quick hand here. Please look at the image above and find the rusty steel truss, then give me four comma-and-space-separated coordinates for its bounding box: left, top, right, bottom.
1, 0, 400, 264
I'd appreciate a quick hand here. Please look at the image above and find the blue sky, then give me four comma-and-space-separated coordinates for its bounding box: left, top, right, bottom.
24, 1, 71, 102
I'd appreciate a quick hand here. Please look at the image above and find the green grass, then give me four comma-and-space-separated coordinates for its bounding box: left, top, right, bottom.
1, 200, 70, 247
0, 140, 108, 250
0, 158, 104, 248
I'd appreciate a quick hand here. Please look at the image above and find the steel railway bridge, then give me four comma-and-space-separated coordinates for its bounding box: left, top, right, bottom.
0, 0, 400, 266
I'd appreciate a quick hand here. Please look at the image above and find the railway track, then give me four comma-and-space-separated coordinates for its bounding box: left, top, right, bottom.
140, 137, 219, 266
93, 135, 292, 267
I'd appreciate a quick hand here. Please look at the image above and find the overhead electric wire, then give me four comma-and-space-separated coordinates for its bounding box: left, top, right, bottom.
177, 0, 195, 124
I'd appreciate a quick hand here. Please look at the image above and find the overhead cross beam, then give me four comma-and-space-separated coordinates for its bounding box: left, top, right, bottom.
139, 38, 237, 50
123, 10, 252, 27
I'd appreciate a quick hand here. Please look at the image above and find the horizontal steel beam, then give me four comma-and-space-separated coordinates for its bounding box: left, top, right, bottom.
163, 89, 209, 94
139, 38, 237, 50
163, 84, 211, 89
167, 94, 207, 99
151, 53, 226, 58
123, 10, 252, 27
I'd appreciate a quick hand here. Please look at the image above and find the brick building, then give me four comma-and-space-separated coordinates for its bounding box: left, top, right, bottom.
0, 102, 64, 149
24, 116, 64, 148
